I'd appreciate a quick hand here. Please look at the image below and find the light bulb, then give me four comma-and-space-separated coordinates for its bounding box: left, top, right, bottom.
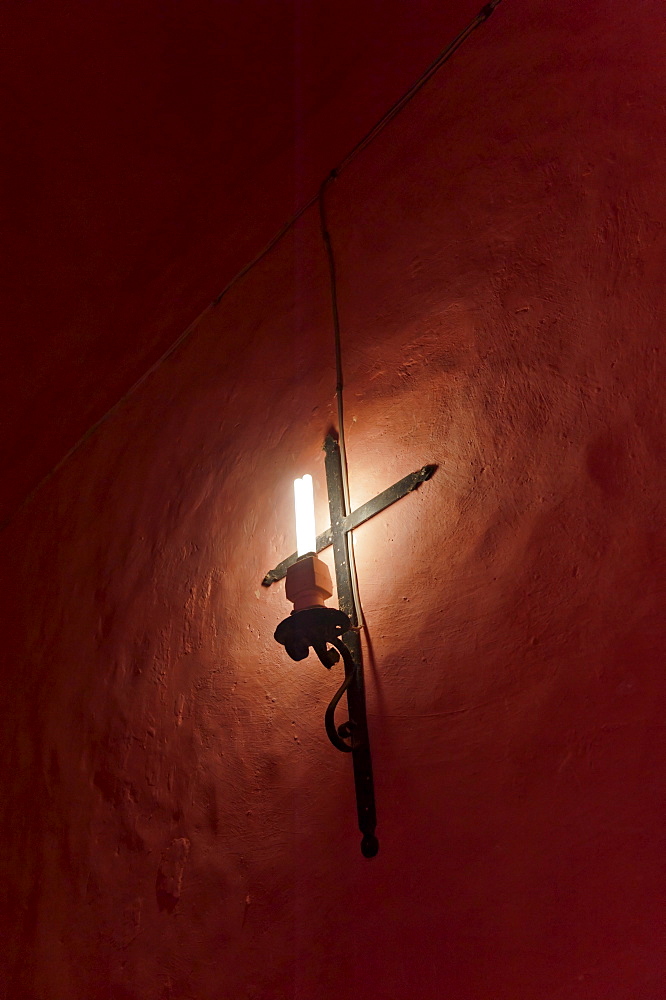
294, 474, 316, 556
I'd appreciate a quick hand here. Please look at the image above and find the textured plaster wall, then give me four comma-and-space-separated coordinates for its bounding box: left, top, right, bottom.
0, 0, 485, 525
1, 1, 665, 998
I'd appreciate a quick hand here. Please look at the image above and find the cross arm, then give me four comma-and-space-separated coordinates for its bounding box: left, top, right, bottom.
261, 462, 436, 586
261, 528, 334, 587
342, 463, 437, 536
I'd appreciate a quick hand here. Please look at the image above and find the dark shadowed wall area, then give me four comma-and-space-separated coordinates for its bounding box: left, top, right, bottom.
1, 1, 665, 998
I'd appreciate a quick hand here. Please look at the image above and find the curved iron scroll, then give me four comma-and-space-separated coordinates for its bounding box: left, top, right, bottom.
322, 638, 356, 753
275, 609, 358, 753
274, 606, 378, 858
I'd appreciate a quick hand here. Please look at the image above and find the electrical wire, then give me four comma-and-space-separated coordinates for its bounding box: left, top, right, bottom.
0, 0, 503, 532
316, 0, 502, 627
336, 0, 503, 176
319, 174, 365, 628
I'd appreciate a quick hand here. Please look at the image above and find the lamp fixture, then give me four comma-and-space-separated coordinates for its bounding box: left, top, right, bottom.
256, 0, 501, 863
264, 434, 436, 857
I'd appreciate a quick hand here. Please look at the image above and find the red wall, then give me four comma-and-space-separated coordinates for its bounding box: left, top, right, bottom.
0, 0, 484, 525
1, 1, 665, 998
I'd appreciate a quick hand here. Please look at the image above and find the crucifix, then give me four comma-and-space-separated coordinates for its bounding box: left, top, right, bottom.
262, 433, 436, 857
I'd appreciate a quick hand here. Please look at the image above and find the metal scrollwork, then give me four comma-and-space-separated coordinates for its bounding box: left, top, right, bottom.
274, 608, 357, 753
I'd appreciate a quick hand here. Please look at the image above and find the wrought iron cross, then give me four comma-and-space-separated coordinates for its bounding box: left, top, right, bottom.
263, 433, 436, 856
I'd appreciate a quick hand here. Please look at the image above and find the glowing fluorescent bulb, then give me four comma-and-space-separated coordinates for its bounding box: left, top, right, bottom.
294, 474, 316, 556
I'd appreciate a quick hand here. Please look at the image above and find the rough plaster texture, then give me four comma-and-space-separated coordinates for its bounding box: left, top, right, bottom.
1, 1, 665, 998
0, 0, 484, 525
